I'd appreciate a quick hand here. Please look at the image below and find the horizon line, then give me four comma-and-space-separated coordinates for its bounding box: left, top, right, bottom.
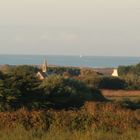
0, 54, 139, 58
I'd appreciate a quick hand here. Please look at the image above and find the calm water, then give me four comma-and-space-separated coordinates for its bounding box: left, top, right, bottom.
0, 55, 139, 68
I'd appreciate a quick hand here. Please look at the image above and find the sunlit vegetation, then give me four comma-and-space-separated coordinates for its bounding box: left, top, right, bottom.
0, 102, 139, 140
0, 64, 139, 139
118, 63, 140, 90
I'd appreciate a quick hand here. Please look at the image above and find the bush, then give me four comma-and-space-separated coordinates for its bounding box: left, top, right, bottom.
118, 63, 140, 76
80, 75, 126, 90
40, 75, 104, 108
80, 75, 101, 89
48, 67, 80, 76
0, 66, 42, 111
99, 76, 126, 90
118, 63, 140, 90
0, 66, 105, 110
123, 74, 140, 90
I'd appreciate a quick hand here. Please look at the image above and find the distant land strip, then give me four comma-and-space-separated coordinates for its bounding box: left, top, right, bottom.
102, 90, 140, 97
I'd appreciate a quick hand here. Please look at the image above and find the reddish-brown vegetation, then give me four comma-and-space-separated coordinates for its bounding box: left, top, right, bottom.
0, 102, 139, 133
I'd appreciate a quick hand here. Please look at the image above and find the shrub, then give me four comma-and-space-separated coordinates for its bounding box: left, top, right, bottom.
83, 102, 137, 132
0, 66, 42, 111
123, 74, 140, 90
80, 75, 101, 89
135, 109, 140, 122
48, 67, 80, 76
40, 75, 104, 108
118, 63, 140, 76
0, 103, 138, 133
99, 76, 126, 89
118, 63, 140, 90
80, 75, 126, 90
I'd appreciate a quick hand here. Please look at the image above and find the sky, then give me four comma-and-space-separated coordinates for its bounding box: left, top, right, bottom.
0, 0, 140, 56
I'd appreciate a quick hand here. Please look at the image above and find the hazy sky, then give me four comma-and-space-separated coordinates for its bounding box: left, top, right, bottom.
0, 0, 140, 56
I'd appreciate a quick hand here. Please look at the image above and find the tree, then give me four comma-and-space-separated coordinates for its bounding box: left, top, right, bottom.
0, 65, 42, 110
40, 75, 104, 108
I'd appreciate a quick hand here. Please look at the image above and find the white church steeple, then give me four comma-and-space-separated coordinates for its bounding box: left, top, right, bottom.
42, 59, 48, 73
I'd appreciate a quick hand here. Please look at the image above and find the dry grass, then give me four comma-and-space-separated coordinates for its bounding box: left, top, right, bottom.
0, 126, 140, 140
102, 90, 140, 97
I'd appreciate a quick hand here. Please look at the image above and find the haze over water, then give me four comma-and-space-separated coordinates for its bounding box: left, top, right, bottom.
0, 55, 139, 68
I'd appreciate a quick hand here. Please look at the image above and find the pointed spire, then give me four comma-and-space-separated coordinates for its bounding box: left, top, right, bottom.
42, 58, 48, 73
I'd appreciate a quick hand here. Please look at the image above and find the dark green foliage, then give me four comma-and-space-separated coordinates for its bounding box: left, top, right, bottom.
0, 66, 105, 110
0, 71, 4, 79
120, 98, 140, 110
79, 69, 103, 89
80, 68, 102, 76
90, 88, 106, 101
81, 76, 101, 89
81, 75, 126, 90
40, 75, 104, 108
48, 66, 80, 76
118, 63, 140, 90
11, 65, 39, 76
118, 66, 132, 76
0, 66, 42, 110
118, 63, 140, 76
79, 68, 126, 90
99, 77, 126, 89
124, 75, 140, 90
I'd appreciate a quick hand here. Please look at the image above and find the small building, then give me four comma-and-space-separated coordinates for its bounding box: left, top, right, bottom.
112, 69, 118, 77
37, 59, 48, 80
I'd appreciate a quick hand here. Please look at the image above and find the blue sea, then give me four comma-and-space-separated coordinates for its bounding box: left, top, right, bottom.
0, 55, 139, 68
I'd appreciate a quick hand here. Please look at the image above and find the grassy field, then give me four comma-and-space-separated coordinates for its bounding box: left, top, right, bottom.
102, 90, 140, 101
0, 125, 140, 140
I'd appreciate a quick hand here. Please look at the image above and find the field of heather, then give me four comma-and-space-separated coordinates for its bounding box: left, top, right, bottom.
0, 102, 140, 140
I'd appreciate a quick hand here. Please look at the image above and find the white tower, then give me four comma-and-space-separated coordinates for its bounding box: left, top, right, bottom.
112, 69, 118, 77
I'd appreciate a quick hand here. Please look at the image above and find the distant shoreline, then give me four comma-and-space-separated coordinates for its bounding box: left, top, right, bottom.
0, 55, 139, 68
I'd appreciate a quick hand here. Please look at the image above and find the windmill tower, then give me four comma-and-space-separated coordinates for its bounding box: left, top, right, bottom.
42, 59, 48, 73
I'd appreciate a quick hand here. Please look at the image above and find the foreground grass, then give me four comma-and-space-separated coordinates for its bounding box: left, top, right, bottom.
0, 101, 139, 140
0, 125, 140, 140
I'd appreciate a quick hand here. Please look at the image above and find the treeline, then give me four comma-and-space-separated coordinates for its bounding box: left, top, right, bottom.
48, 66, 80, 76
80, 76, 126, 90
79, 69, 126, 90
118, 63, 140, 90
79, 63, 140, 90
118, 63, 140, 76
0, 63, 139, 111
0, 65, 105, 111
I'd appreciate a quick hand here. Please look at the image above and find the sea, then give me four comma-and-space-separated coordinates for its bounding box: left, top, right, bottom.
0, 55, 140, 68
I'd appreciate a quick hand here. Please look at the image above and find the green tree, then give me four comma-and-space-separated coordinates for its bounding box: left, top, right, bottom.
0, 65, 42, 110
40, 75, 104, 108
